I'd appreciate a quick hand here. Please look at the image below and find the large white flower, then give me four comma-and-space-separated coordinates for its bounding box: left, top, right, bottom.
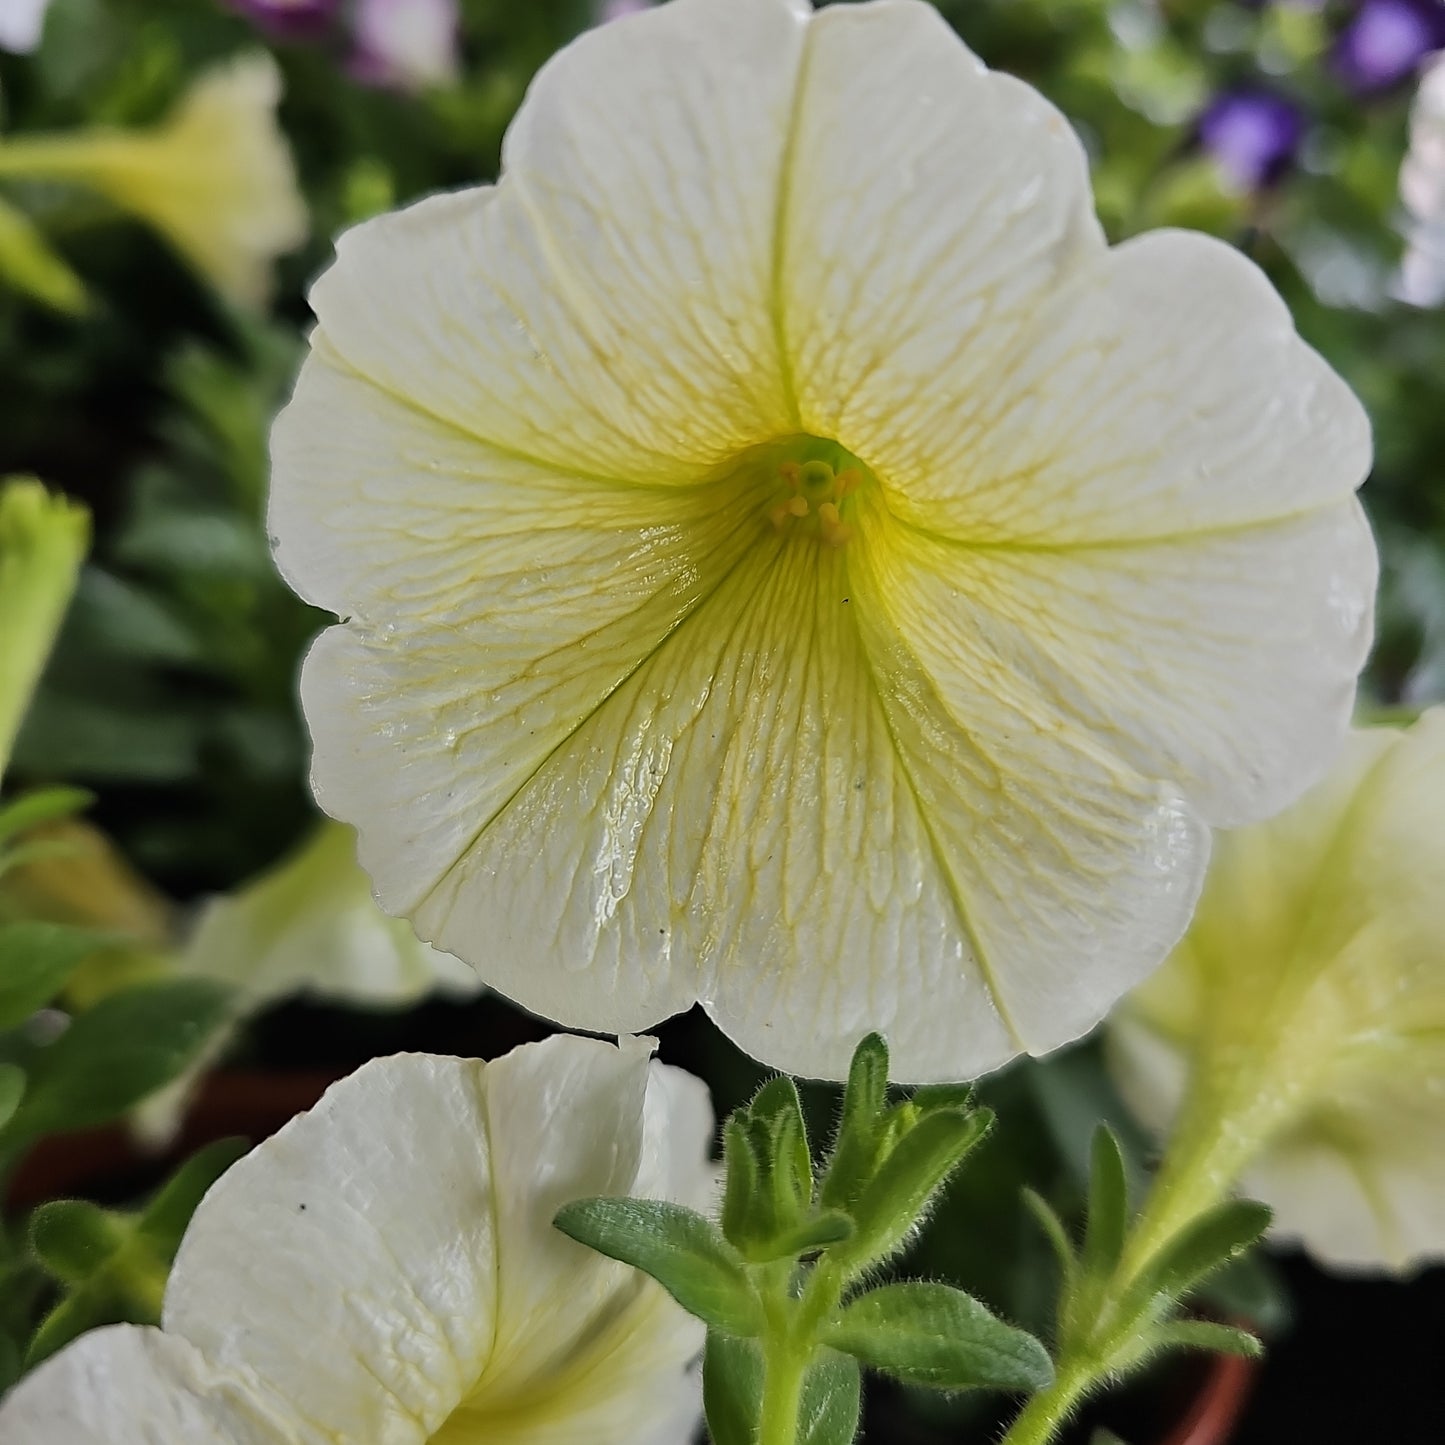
0, 1034, 714, 1442
270, 0, 1376, 1082
1109, 712, 1445, 1274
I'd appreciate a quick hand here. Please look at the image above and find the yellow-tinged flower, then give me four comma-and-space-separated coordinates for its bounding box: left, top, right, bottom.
270, 0, 1376, 1081
1108, 711, 1445, 1274
0, 1035, 713, 1443
0, 54, 306, 307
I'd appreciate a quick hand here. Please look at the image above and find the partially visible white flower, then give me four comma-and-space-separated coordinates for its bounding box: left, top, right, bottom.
272, 0, 1375, 1083
1109, 711, 1445, 1274
0, 0, 51, 54
179, 821, 478, 1009
0, 1035, 714, 1442
1396, 53, 1445, 306
132, 820, 481, 1148
350, 0, 459, 91
0, 54, 307, 307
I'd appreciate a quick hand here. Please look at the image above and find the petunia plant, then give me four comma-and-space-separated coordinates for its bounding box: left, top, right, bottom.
559, 1033, 1272, 1445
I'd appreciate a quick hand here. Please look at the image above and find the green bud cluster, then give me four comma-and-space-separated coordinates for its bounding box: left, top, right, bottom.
557, 1033, 1054, 1445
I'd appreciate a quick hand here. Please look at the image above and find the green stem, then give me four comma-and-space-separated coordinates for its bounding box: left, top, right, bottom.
998, 1360, 1094, 1445
757, 1336, 808, 1445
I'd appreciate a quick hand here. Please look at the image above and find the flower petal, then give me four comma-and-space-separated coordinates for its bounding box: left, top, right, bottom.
290, 0, 810, 497
287, 365, 778, 918
163, 1039, 712, 1439
0, 1326, 288, 1444
781, 0, 1102, 454
400, 523, 1204, 1080
873, 501, 1377, 829
439, 1037, 708, 1443
164, 1054, 499, 1441
860, 228, 1372, 545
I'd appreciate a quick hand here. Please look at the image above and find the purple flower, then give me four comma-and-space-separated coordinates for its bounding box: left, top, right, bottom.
224, 0, 341, 42
599, 0, 651, 19
1333, 0, 1445, 94
349, 0, 459, 91
1199, 89, 1308, 191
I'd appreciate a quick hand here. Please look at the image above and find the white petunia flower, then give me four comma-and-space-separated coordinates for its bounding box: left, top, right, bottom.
178, 821, 480, 1009
1109, 711, 1445, 1274
0, 1034, 714, 1441
0, 54, 306, 307
270, 0, 1376, 1082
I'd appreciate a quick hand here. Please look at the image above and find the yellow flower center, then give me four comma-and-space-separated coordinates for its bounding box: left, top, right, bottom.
763, 437, 873, 548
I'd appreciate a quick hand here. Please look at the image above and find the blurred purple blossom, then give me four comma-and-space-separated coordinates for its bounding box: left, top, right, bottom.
224, 0, 341, 42
349, 0, 459, 90
1199, 89, 1307, 190
599, 0, 651, 19
1333, 0, 1445, 94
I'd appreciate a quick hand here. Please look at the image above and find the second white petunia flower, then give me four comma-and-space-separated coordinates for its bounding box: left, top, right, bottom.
271, 0, 1377, 1081
0, 1034, 713, 1442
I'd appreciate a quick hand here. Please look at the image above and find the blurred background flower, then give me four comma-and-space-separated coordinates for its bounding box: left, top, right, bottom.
1333, 0, 1445, 94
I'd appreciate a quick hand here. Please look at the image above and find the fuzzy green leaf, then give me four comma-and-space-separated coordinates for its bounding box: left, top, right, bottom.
554, 1197, 760, 1337
820, 1032, 890, 1211
1082, 1126, 1129, 1279
29, 1200, 124, 1284
1123, 1200, 1273, 1319
825, 1281, 1054, 1393
1153, 1319, 1264, 1359
840, 1107, 992, 1270
702, 1331, 763, 1445
798, 1350, 862, 1445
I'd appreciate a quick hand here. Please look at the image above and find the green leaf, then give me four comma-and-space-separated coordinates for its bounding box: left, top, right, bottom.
0, 921, 113, 1030
554, 1197, 761, 1337
4, 979, 234, 1144
840, 1108, 993, 1271
1081, 1126, 1129, 1280
820, 1033, 890, 1211
798, 1350, 862, 1445
1152, 1319, 1263, 1359
824, 1281, 1054, 1393
749, 1075, 813, 1206
138, 1138, 248, 1252
702, 1331, 763, 1445
25, 1281, 136, 1367
720, 1115, 761, 1252
29, 1200, 124, 1284
1123, 1200, 1273, 1320
754, 1210, 854, 1263
0, 1066, 24, 1131
0, 787, 94, 850
1022, 1189, 1077, 1282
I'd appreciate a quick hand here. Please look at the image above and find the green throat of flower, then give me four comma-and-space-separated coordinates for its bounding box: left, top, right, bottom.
763, 437, 875, 549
